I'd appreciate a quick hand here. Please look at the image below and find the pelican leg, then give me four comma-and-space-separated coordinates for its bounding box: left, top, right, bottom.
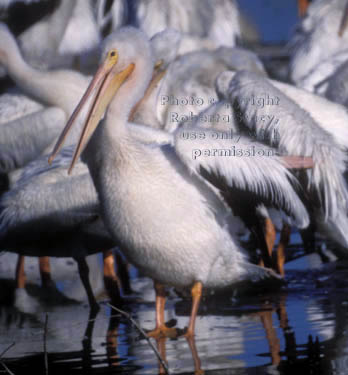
103, 250, 123, 304
186, 334, 204, 375
263, 218, 277, 269
15, 255, 26, 289
259, 309, 281, 365
254, 218, 274, 269
147, 281, 178, 338
275, 223, 291, 277
114, 251, 133, 295
298, 0, 309, 17
38, 256, 54, 288
156, 337, 168, 375
75, 257, 100, 313
185, 281, 203, 338
265, 218, 276, 256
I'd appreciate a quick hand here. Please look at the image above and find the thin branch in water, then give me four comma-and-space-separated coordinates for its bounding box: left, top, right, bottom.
0, 342, 16, 375
43, 313, 49, 375
107, 303, 170, 375
0, 361, 15, 375
0, 343, 15, 359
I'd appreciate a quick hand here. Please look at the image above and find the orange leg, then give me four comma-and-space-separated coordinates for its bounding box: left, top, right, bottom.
298, 0, 309, 17
259, 309, 281, 366
275, 223, 291, 277
185, 281, 203, 338
156, 336, 168, 375
258, 218, 276, 269
103, 250, 122, 304
15, 255, 26, 289
38, 256, 53, 287
147, 281, 178, 338
265, 218, 276, 259
186, 335, 204, 375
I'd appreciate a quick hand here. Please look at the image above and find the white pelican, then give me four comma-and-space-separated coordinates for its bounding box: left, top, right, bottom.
0, 21, 98, 296
158, 46, 266, 132
0, 146, 116, 311
0, 92, 61, 296
131, 0, 241, 55
13, 0, 100, 72
0, 21, 108, 303
49, 27, 311, 337
289, 0, 348, 85
226, 70, 348, 271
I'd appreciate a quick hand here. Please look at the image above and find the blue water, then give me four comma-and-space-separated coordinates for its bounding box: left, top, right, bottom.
237, 0, 299, 43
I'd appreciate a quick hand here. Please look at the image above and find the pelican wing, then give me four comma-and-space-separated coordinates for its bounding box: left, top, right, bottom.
0, 90, 43, 125
0, 147, 99, 240
174, 127, 309, 228
228, 71, 348, 220
0, 107, 65, 173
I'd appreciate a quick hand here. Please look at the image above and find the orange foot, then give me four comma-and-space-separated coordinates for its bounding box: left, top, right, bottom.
182, 327, 196, 339
147, 325, 180, 339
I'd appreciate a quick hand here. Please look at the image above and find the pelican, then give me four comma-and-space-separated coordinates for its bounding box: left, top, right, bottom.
0, 21, 95, 298
0, 21, 116, 302
13, 0, 100, 72
158, 46, 266, 132
49, 27, 312, 337
289, 0, 348, 85
0, 146, 116, 312
131, 0, 241, 55
226, 70, 348, 272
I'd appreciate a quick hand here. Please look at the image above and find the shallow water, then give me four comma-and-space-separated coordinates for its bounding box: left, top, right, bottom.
1, 246, 348, 375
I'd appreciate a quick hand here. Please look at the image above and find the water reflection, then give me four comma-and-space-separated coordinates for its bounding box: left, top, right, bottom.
2, 262, 348, 374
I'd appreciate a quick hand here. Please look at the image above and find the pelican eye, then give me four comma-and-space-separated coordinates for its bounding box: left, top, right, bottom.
108, 49, 118, 63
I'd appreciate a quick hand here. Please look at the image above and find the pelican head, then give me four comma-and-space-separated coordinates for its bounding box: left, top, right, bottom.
49, 26, 154, 172
150, 28, 181, 70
